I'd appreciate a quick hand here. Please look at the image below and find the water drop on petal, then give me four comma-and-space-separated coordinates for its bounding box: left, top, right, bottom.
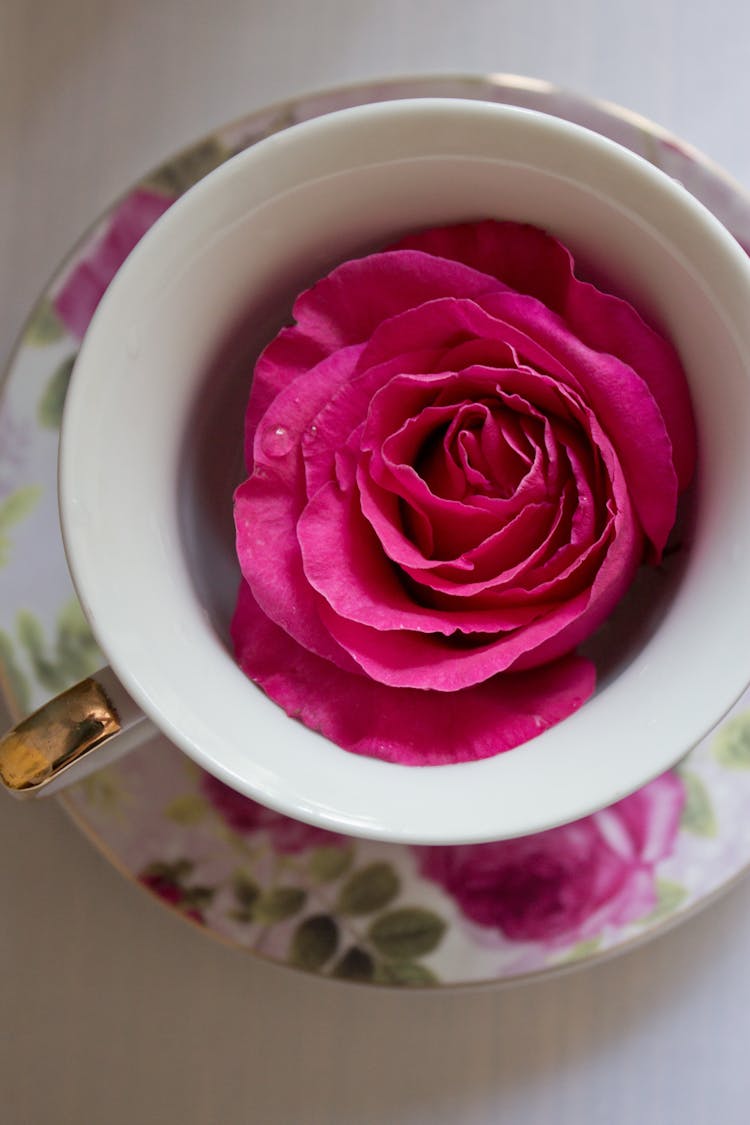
261, 423, 295, 457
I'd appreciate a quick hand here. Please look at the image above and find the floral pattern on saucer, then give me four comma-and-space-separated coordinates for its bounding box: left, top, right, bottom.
2, 75, 750, 987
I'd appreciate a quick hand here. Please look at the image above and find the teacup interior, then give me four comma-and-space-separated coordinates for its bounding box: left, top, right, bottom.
177, 159, 701, 696
62, 102, 750, 842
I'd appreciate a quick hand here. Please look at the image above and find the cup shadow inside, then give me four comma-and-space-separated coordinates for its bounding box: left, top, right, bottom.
177, 308, 269, 650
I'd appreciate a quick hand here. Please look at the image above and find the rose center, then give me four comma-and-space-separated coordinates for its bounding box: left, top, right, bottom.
416, 400, 540, 502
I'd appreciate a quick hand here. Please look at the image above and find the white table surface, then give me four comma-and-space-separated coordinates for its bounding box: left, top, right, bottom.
3, 2, 750, 1122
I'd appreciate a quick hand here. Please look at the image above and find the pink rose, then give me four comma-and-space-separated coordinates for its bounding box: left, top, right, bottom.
415, 771, 685, 945
201, 773, 344, 853
233, 221, 695, 764
53, 188, 175, 340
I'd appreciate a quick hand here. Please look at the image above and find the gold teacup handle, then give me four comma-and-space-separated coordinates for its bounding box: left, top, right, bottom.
0, 667, 151, 797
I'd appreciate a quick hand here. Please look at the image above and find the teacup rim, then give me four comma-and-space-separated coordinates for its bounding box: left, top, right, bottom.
60, 98, 750, 843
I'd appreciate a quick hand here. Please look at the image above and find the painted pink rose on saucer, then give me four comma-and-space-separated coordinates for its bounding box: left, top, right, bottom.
232, 220, 696, 765
416, 770, 685, 944
53, 188, 175, 340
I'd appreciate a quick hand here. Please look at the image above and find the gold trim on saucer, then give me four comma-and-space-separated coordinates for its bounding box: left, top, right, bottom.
0, 679, 120, 793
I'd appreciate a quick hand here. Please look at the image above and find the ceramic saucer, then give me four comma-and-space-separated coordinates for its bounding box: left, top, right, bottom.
3, 74, 750, 988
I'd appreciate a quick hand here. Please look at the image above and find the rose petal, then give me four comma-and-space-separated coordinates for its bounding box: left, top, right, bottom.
249, 342, 365, 472
235, 475, 358, 671
563, 279, 696, 489
290, 249, 503, 352
358, 462, 558, 580
235, 344, 366, 669
231, 581, 595, 765
392, 220, 696, 488
508, 486, 642, 672
408, 489, 608, 604
298, 482, 555, 634
375, 296, 672, 560
301, 348, 441, 501
390, 220, 572, 311
478, 291, 679, 557
245, 328, 334, 452
360, 364, 607, 577
349, 290, 679, 559
250, 270, 502, 462
318, 460, 640, 690
361, 367, 553, 560
352, 296, 507, 376
317, 593, 591, 689
247, 248, 499, 445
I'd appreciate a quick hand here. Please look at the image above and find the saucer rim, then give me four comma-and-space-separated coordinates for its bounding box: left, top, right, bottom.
3, 71, 750, 988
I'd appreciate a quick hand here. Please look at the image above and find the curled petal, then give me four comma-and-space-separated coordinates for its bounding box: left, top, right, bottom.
477, 291, 679, 557
231, 581, 595, 765
390, 220, 572, 311
235, 344, 365, 669
317, 593, 590, 690
298, 482, 555, 634
289, 249, 502, 352
352, 297, 677, 559
235, 475, 358, 672
317, 464, 641, 690
392, 220, 696, 488
301, 349, 441, 500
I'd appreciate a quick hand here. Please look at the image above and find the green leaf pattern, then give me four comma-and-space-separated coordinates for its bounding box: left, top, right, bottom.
229, 871, 261, 923
165, 794, 209, 825
713, 712, 750, 769
23, 298, 65, 346
374, 961, 438, 987
143, 792, 448, 985
679, 770, 717, 837
253, 886, 307, 923
37, 355, 76, 429
643, 879, 688, 924
15, 600, 101, 694
80, 769, 128, 818
332, 946, 375, 982
290, 915, 339, 970
308, 845, 354, 883
561, 938, 603, 963
337, 862, 400, 916
141, 137, 231, 198
368, 908, 446, 959
0, 485, 41, 568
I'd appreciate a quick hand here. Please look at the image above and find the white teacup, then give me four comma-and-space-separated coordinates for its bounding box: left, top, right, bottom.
3, 98, 750, 844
